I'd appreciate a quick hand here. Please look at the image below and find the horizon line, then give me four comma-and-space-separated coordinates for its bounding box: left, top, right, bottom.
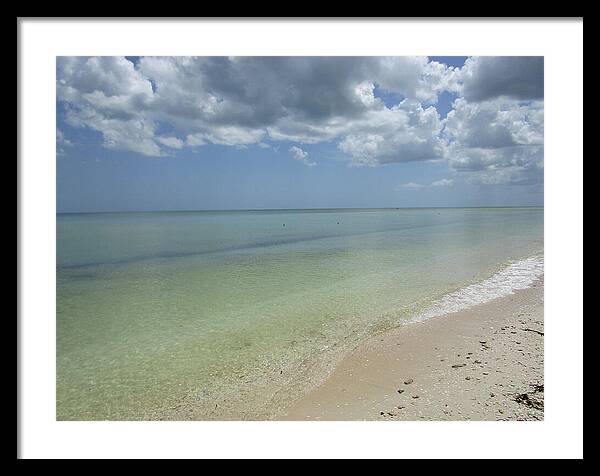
57, 205, 544, 215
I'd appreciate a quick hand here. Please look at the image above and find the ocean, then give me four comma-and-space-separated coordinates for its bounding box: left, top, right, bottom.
56, 207, 543, 420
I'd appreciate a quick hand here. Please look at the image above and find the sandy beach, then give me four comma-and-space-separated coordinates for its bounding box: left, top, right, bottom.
280, 276, 544, 421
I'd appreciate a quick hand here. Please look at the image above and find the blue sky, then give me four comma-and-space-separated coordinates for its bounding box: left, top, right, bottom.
57, 56, 543, 212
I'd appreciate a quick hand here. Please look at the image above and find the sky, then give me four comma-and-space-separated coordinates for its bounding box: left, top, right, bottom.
56, 56, 544, 212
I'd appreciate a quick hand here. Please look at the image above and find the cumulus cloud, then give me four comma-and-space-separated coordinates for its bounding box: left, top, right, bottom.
289, 146, 316, 167
56, 56, 456, 158
431, 178, 453, 187
446, 144, 543, 186
58, 57, 161, 156
460, 56, 544, 102
338, 99, 445, 166
443, 97, 543, 185
56, 56, 543, 186
370, 57, 461, 104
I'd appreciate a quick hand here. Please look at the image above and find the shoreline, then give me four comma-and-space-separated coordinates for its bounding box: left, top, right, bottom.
279, 276, 544, 421
57, 254, 544, 421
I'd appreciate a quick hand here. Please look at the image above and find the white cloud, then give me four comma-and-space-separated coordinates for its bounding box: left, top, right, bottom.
289, 146, 316, 167
56, 128, 72, 156
58, 57, 159, 156
56, 128, 72, 147
431, 178, 453, 187
56, 56, 543, 187
443, 97, 544, 185
373, 57, 460, 104
337, 99, 445, 166
185, 134, 206, 147
156, 136, 184, 149
57, 56, 153, 100
398, 178, 454, 191
56, 56, 457, 157
444, 98, 543, 149
399, 182, 425, 190
445, 144, 543, 186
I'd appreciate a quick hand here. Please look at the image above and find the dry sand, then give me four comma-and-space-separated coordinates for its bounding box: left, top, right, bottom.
280, 277, 544, 421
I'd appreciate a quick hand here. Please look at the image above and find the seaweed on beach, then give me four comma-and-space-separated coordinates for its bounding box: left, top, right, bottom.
514, 384, 544, 411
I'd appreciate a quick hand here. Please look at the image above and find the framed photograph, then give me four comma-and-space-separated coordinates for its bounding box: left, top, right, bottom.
18, 18, 583, 459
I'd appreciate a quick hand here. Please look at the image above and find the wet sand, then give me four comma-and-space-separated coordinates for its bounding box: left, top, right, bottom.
280, 277, 544, 421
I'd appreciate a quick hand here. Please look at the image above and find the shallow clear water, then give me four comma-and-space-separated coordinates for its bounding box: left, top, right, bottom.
56, 208, 543, 420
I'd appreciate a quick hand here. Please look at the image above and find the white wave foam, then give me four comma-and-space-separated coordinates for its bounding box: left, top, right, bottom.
413, 255, 544, 323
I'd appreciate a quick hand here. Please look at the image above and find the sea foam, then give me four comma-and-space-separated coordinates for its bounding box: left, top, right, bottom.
413, 255, 544, 323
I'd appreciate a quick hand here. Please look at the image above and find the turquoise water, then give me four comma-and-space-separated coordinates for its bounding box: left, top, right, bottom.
56, 208, 543, 420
